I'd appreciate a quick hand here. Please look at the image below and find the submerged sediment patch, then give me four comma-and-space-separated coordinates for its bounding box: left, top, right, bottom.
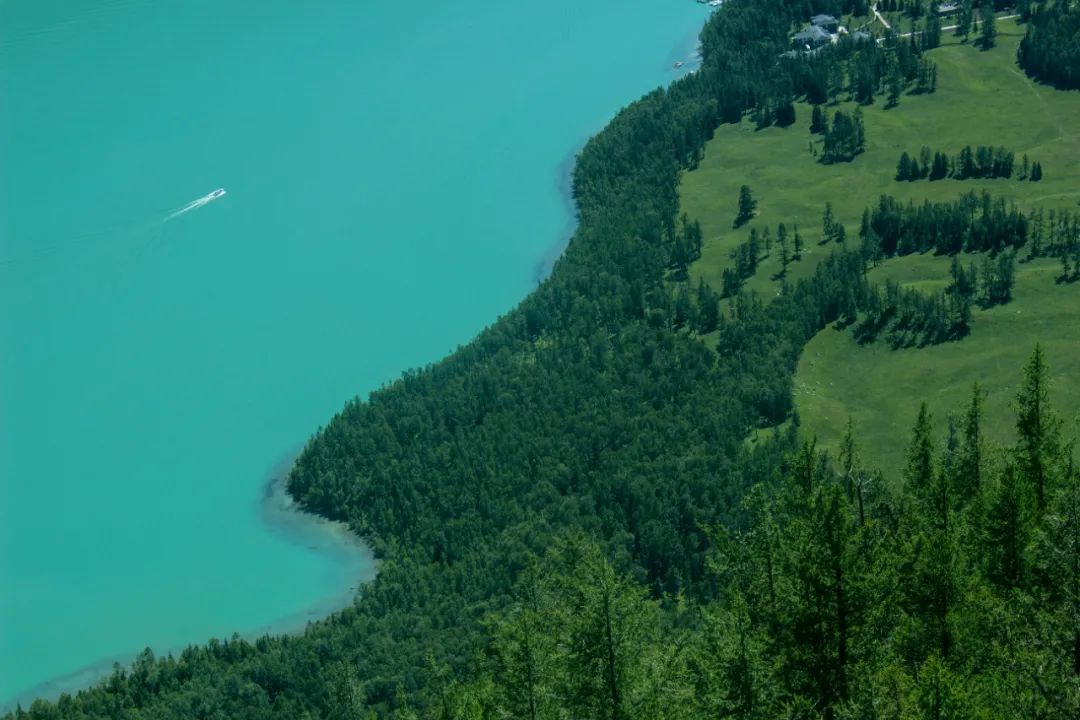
0, 454, 374, 714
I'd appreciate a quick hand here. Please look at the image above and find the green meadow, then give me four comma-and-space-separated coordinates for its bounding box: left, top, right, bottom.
679, 24, 1080, 473
797, 256, 1080, 475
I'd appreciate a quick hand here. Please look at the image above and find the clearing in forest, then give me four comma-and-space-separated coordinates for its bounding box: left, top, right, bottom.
679, 25, 1080, 473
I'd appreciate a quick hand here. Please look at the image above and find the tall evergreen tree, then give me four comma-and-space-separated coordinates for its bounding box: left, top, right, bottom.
823, 202, 836, 243
695, 279, 720, 333
488, 562, 556, 720
905, 403, 936, 497
985, 461, 1033, 588
1014, 344, 1062, 511
554, 537, 661, 720
956, 382, 985, 503
689, 598, 779, 720
978, 2, 996, 49
955, 0, 973, 38
887, 60, 903, 107
735, 185, 757, 227
896, 151, 913, 180
1031, 462, 1080, 677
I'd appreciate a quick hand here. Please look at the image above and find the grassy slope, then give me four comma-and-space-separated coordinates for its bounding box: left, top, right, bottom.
799, 257, 1080, 475
679, 26, 1080, 474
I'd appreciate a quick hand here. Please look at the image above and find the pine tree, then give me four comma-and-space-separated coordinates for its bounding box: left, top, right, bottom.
860, 226, 882, 269
786, 481, 860, 711
674, 283, 694, 328
923, 14, 943, 49
956, 0, 973, 38
956, 383, 985, 502
838, 417, 861, 504
978, 2, 996, 49
488, 562, 558, 720
823, 202, 836, 243
695, 496, 785, 716
914, 655, 969, 718
548, 535, 664, 720
776, 96, 797, 128
1031, 462, 1080, 676
828, 62, 845, 105
1014, 344, 1062, 511
722, 268, 743, 298
735, 185, 757, 227
887, 61, 903, 107
905, 403, 936, 497
696, 279, 720, 333
930, 151, 949, 180
897, 152, 913, 181
986, 461, 1033, 588
779, 233, 790, 277
747, 228, 761, 273
853, 108, 867, 153
326, 660, 367, 720
689, 598, 779, 719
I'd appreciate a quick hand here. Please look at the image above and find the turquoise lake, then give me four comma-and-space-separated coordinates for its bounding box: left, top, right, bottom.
0, 0, 705, 707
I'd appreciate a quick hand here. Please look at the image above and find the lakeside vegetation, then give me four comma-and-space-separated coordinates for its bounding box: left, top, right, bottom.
9, 2, 1080, 719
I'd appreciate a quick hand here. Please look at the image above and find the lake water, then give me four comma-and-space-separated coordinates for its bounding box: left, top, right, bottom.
0, 0, 705, 707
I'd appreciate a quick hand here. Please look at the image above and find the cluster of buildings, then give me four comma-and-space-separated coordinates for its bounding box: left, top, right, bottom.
784, 14, 873, 56
792, 14, 841, 50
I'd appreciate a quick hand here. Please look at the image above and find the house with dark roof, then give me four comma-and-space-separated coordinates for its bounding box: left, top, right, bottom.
793, 24, 831, 49
811, 14, 840, 32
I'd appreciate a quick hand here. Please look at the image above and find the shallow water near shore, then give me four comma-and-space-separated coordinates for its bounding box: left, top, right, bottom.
0, 0, 706, 707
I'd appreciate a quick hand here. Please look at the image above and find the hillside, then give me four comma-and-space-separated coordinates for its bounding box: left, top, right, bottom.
799, 255, 1080, 473
12, 4, 1080, 719
679, 24, 1080, 471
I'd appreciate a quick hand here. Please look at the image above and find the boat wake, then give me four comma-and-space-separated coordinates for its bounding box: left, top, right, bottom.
1, 187, 228, 272
166, 188, 227, 220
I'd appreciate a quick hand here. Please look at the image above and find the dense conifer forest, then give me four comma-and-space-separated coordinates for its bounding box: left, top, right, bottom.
9, 1, 1079, 718
1017, 1, 1080, 89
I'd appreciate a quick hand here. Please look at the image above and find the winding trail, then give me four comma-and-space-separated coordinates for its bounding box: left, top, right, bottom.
873, 2, 891, 30
875, 12, 1020, 43
1006, 64, 1065, 138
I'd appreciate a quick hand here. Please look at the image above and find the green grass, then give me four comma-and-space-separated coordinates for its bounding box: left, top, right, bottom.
796, 257, 1080, 475
679, 27, 1080, 473
680, 27, 1080, 302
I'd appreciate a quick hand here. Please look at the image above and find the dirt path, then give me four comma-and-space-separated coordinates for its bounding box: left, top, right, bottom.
873, 2, 892, 30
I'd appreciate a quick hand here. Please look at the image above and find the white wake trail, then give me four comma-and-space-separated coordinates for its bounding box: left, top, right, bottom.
166, 188, 227, 220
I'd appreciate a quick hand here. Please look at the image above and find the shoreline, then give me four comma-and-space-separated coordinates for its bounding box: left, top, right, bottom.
0, 454, 376, 714
2, 16, 708, 715
534, 26, 704, 286
533, 148, 580, 284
